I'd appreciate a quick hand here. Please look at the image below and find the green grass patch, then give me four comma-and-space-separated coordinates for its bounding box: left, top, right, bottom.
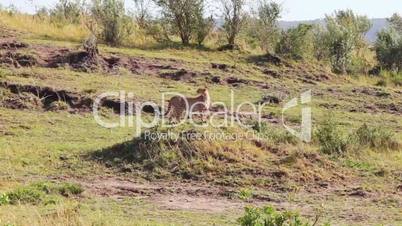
0, 181, 83, 206
238, 205, 327, 226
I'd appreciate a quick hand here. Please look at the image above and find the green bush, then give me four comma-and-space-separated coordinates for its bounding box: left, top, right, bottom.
5, 187, 43, 205
50, 0, 83, 25
354, 124, 400, 151
195, 15, 214, 46
237, 188, 254, 201
238, 206, 316, 226
58, 183, 84, 197
325, 10, 372, 74
390, 72, 402, 86
375, 13, 402, 72
253, 122, 298, 145
92, 0, 133, 46
375, 29, 402, 72
315, 118, 348, 155
276, 24, 314, 60
0, 182, 84, 206
0, 193, 10, 205
154, 0, 206, 45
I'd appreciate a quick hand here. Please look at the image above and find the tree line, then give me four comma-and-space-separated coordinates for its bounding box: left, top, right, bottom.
4, 0, 402, 75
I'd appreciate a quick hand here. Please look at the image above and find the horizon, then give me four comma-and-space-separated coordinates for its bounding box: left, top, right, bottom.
1, 0, 401, 21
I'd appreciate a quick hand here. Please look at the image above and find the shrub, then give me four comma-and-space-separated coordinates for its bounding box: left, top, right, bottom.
315, 118, 348, 155
50, 0, 84, 25
58, 183, 85, 197
253, 122, 298, 145
92, 0, 133, 46
34, 7, 50, 21
5, 187, 43, 205
375, 28, 402, 72
312, 25, 330, 61
144, 20, 172, 43
132, 0, 151, 29
0, 193, 10, 205
154, 0, 205, 45
390, 72, 402, 86
325, 10, 372, 74
349, 46, 376, 75
0, 182, 84, 206
195, 15, 214, 46
379, 70, 402, 86
221, 0, 246, 48
375, 79, 387, 87
237, 188, 254, 201
276, 24, 314, 60
354, 124, 400, 151
238, 206, 315, 226
254, 0, 282, 52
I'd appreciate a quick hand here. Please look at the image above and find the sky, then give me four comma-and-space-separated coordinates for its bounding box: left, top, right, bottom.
1, 0, 401, 21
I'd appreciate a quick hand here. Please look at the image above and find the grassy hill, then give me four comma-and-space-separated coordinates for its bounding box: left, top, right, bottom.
0, 12, 401, 226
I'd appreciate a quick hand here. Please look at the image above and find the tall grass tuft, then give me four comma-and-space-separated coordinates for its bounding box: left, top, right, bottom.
353, 124, 400, 151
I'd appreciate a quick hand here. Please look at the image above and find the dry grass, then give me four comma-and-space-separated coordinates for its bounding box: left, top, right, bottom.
0, 12, 88, 43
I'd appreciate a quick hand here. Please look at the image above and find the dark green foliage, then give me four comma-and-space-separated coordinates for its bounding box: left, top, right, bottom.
388, 13, 402, 32
276, 24, 314, 60
375, 14, 402, 72
238, 206, 316, 226
154, 0, 206, 45
316, 118, 401, 155
255, 0, 282, 52
354, 124, 400, 150
315, 118, 348, 155
92, 0, 133, 46
5, 187, 43, 205
325, 10, 372, 74
252, 122, 298, 145
0, 182, 84, 206
50, 0, 84, 24
195, 15, 214, 46
133, 0, 151, 29
222, 0, 246, 48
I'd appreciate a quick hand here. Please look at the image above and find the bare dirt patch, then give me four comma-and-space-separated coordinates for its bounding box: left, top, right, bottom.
0, 81, 156, 114
0, 81, 93, 112
0, 89, 43, 110
0, 51, 38, 67
0, 39, 28, 50
47, 174, 402, 225
159, 69, 198, 81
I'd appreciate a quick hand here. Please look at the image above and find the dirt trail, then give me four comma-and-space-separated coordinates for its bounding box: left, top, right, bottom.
53, 175, 247, 213
46, 175, 402, 224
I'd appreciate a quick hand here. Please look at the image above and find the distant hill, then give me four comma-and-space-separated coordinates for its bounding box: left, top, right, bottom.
279, 18, 389, 43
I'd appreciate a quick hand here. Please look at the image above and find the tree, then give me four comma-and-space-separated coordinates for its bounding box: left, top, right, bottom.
195, 15, 214, 46
276, 24, 314, 60
312, 25, 330, 61
325, 10, 371, 74
375, 14, 402, 72
255, 0, 281, 52
388, 13, 402, 32
154, 0, 204, 45
50, 0, 84, 24
221, 0, 245, 49
133, 0, 151, 29
92, 0, 133, 46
